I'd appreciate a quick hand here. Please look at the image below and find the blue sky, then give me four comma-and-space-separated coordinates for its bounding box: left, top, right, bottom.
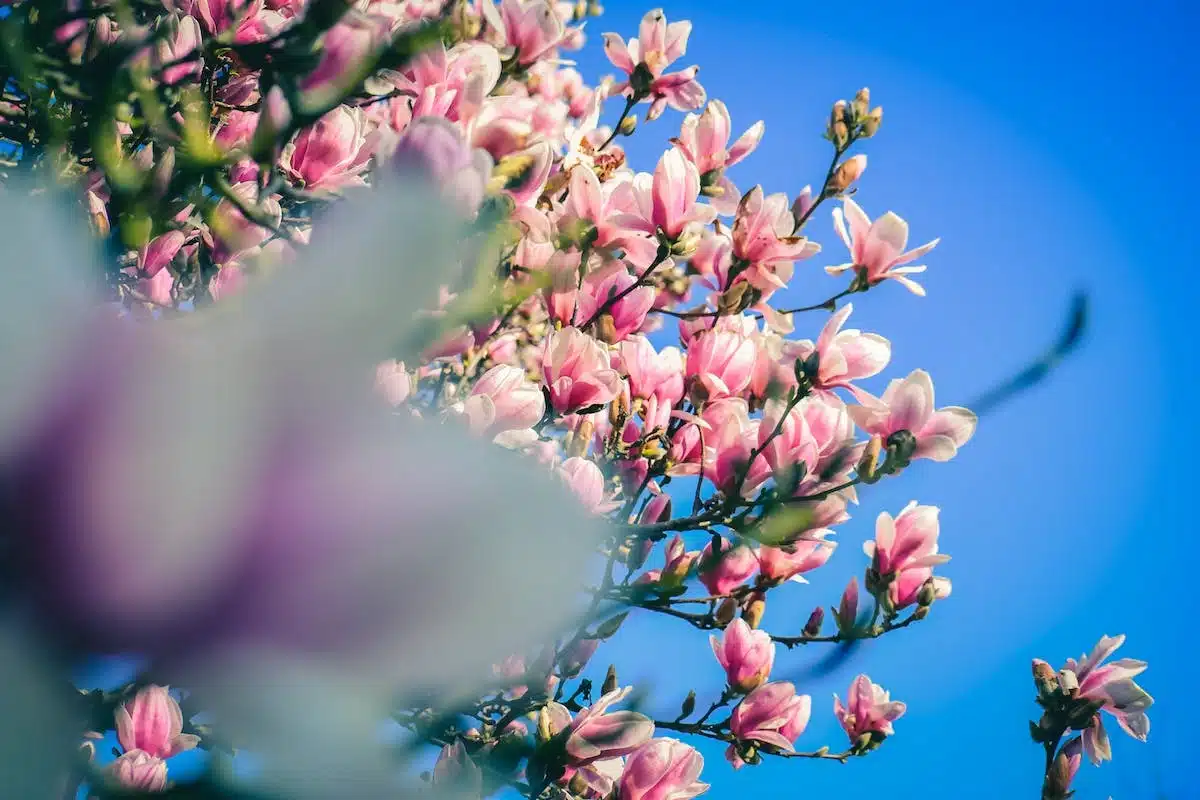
566, 1, 1195, 797
75, 3, 1195, 797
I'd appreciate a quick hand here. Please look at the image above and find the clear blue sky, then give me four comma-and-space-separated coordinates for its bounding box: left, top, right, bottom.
567, 1, 1195, 797
77, 3, 1195, 797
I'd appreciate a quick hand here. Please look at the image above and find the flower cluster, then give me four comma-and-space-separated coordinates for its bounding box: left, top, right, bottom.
0, 0, 1133, 797
1031, 635, 1153, 799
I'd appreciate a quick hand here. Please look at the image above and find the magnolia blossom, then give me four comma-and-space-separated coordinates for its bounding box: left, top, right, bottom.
115, 685, 200, 760
558, 456, 621, 514
729, 681, 811, 751
788, 303, 891, 396
281, 106, 374, 192
848, 369, 977, 462
685, 326, 756, 400
1050, 635, 1153, 764
710, 618, 775, 693
618, 739, 709, 800
551, 686, 656, 766
603, 9, 705, 120
828, 198, 940, 295
863, 502, 951, 609
697, 538, 759, 596
460, 364, 545, 440
732, 187, 820, 294
542, 327, 625, 414
109, 750, 168, 792
834, 674, 906, 746
757, 532, 836, 584
673, 99, 763, 215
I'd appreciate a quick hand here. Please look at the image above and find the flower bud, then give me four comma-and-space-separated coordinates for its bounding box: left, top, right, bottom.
853, 88, 871, 118
595, 612, 629, 640
568, 418, 595, 458
1056, 669, 1079, 697
602, 664, 619, 696
742, 594, 766, 629
717, 281, 753, 315
536, 707, 554, 743
619, 114, 638, 136
834, 577, 859, 634
831, 155, 867, 192
679, 690, 697, 719
790, 185, 814, 227
802, 606, 824, 638
1032, 659, 1058, 699
715, 598, 737, 627
861, 107, 883, 137
670, 223, 703, 258
856, 434, 883, 483
911, 605, 929, 620
916, 578, 938, 608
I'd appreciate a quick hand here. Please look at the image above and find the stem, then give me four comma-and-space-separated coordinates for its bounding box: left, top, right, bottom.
597, 95, 638, 151
577, 246, 669, 330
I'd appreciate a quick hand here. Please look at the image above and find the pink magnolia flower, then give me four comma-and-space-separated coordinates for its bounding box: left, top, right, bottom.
731, 187, 820, 294
1056, 634, 1153, 764
710, 618, 775, 693
137, 231, 186, 280
834, 674, 906, 745
618, 738, 709, 800
542, 327, 624, 414
558, 456, 621, 514
561, 686, 656, 766
863, 502, 951, 609
281, 107, 373, 192
615, 335, 685, 430
155, 14, 203, 85
757, 531, 835, 584
685, 325, 756, 401
697, 538, 758, 596
788, 303, 890, 396
462, 364, 545, 439
297, 12, 389, 110
673, 100, 763, 215
827, 197, 940, 295
565, 167, 662, 269
109, 750, 168, 792
562, 758, 626, 800
115, 685, 200, 760
757, 398, 820, 482
640, 534, 699, 588
208, 181, 281, 264
603, 9, 705, 120
847, 369, 977, 462
730, 681, 811, 751
575, 262, 657, 344
479, 0, 569, 66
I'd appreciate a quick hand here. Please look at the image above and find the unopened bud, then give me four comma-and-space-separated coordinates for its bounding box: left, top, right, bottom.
602, 664, 619, 695
802, 606, 824, 637
536, 707, 553, 743
835, 576, 859, 634
831, 154, 867, 192
619, 114, 638, 136
596, 312, 619, 344
679, 690, 697, 719
1046, 752, 1073, 798
916, 578, 938, 608
830, 120, 850, 148
856, 434, 883, 483
609, 391, 629, 427
715, 597, 737, 627
742, 594, 766, 629
568, 418, 594, 458
1056, 669, 1079, 697
911, 605, 929, 621
717, 281, 752, 314
1032, 659, 1057, 698
572, 0, 587, 19
669, 224, 702, 258
830, 99, 848, 127
861, 107, 883, 138
853, 88, 871, 118
790, 185, 814, 227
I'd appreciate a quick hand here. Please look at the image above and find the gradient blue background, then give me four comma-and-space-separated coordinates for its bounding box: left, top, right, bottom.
76, 2, 1195, 797
567, 1, 1194, 797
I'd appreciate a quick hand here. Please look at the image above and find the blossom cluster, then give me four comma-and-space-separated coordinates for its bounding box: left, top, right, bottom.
0, 0, 1149, 797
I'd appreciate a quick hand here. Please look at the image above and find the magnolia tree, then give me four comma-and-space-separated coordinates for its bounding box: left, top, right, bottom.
0, 1, 1152, 798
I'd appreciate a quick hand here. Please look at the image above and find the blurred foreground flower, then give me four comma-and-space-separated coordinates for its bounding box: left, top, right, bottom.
0, 184, 603, 796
